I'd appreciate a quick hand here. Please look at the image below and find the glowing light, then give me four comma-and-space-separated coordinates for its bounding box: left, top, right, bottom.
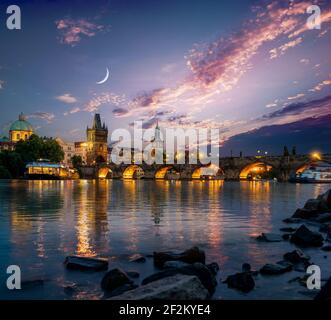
311, 152, 321, 161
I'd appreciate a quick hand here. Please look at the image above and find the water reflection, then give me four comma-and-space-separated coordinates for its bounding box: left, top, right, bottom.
1, 179, 330, 299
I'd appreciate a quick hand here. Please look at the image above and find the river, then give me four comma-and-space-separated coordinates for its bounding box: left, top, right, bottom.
0, 179, 330, 299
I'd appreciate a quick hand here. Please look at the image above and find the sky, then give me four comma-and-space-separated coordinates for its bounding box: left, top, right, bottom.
0, 0, 331, 155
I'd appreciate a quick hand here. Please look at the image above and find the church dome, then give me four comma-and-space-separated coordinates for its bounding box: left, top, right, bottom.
10, 113, 34, 132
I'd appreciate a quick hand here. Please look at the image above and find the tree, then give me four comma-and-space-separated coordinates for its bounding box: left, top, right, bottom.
0, 165, 12, 179
292, 146, 297, 156
0, 151, 25, 178
71, 155, 83, 169
15, 134, 64, 163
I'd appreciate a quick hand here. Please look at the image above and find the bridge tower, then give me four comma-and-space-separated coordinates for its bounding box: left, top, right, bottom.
86, 114, 108, 165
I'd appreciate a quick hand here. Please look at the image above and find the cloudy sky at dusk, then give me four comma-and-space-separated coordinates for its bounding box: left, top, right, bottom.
0, 0, 331, 155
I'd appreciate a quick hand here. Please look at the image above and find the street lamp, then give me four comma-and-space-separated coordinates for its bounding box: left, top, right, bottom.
311, 152, 321, 161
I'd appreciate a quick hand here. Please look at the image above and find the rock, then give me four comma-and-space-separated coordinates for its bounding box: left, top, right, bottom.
206, 262, 220, 276
282, 234, 291, 240
290, 225, 324, 247
280, 227, 296, 233
105, 283, 139, 298
314, 213, 331, 223
256, 233, 282, 242
288, 275, 309, 286
283, 249, 310, 264
110, 275, 209, 300
242, 263, 251, 273
283, 218, 302, 224
315, 277, 331, 300
303, 199, 321, 211
142, 262, 216, 294
321, 245, 331, 252
292, 208, 318, 220
129, 254, 146, 263
319, 223, 331, 235
64, 256, 108, 271
101, 268, 133, 292
164, 261, 190, 269
224, 272, 255, 293
126, 271, 140, 278
260, 261, 293, 275
320, 190, 331, 211
153, 246, 206, 268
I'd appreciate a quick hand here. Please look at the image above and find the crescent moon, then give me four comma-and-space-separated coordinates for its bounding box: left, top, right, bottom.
96, 68, 110, 84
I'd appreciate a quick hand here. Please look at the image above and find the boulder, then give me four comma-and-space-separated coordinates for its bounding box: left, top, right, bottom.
164, 261, 190, 269
320, 189, 331, 211
315, 277, 331, 301
105, 283, 138, 298
110, 275, 209, 300
126, 271, 140, 278
282, 234, 291, 240
314, 213, 331, 223
64, 256, 108, 271
292, 208, 318, 220
101, 268, 133, 292
283, 217, 302, 224
207, 262, 220, 276
153, 246, 205, 268
260, 261, 293, 275
224, 272, 255, 293
129, 254, 146, 263
303, 199, 321, 211
142, 262, 216, 294
280, 227, 296, 233
290, 225, 324, 247
321, 245, 331, 252
283, 249, 310, 264
256, 233, 282, 242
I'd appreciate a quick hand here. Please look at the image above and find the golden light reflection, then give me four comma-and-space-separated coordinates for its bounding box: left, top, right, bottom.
123, 165, 144, 179
239, 162, 272, 180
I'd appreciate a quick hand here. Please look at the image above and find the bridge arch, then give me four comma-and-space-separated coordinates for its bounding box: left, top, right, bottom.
155, 166, 179, 179
123, 165, 145, 179
98, 167, 113, 179
192, 164, 224, 180
239, 162, 274, 180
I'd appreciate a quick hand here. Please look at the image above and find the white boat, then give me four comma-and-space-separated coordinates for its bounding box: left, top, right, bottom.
291, 161, 331, 183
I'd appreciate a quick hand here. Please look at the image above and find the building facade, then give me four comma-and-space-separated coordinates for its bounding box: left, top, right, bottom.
86, 114, 108, 165
55, 138, 75, 167
74, 142, 88, 165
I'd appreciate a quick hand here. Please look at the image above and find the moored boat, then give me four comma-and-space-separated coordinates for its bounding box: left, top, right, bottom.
290, 161, 331, 183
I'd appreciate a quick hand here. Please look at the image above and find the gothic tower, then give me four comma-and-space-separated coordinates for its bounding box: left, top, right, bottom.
86, 114, 108, 165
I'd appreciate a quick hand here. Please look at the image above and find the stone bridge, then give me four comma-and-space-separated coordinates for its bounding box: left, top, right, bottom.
80, 155, 331, 182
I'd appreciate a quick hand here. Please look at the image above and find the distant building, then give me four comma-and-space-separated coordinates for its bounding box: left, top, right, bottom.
55, 138, 75, 167
86, 114, 108, 165
74, 142, 88, 165
0, 136, 15, 152
9, 113, 34, 142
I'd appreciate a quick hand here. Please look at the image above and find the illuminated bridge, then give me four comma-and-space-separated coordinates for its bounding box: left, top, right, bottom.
80, 155, 331, 181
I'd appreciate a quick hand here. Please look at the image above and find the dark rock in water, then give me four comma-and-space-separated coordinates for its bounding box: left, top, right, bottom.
319, 223, 331, 235
101, 268, 133, 292
315, 277, 331, 300
314, 213, 331, 223
126, 271, 140, 278
142, 262, 216, 295
283, 249, 310, 264
260, 261, 293, 275
207, 262, 220, 276
288, 275, 309, 286
104, 283, 138, 298
292, 208, 318, 220
224, 272, 255, 293
129, 254, 146, 263
164, 261, 190, 269
280, 227, 296, 233
256, 233, 282, 242
283, 218, 302, 224
320, 189, 331, 211
242, 263, 251, 273
303, 199, 321, 212
153, 246, 206, 268
290, 225, 324, 247
282, 234, 291, 241
64, 256, 108, 271
110, 275, 209, 300
321, 245, 331, 252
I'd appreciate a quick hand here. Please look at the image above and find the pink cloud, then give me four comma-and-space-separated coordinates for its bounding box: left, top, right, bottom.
55, 18, 105, 46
